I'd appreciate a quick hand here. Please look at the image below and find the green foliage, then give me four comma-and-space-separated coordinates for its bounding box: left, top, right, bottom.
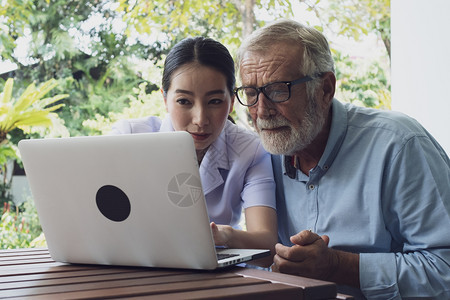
1, 0, 94, 82
55, 64, 151, 136
311, 0, 391, 60
0, 200, 45, 249
118, 1, 239, 42
0, 78, 67, 143
334, 50, 391, 109
0, 77, 68, 177
0, 146, 16, 204
0, 78, 67, 204
116, 0, 295, 48
0, 145, 16, 169
1, 0, 163, 137
83, 82, 167, 135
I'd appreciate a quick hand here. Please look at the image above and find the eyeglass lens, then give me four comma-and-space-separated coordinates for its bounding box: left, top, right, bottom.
236, 82, 290, 106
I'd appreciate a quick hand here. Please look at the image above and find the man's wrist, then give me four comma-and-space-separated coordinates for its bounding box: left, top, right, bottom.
327, 250, 360, 288
325, 248, 340, 281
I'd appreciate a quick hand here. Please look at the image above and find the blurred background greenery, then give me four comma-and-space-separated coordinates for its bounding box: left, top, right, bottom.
0, 0, 390, 248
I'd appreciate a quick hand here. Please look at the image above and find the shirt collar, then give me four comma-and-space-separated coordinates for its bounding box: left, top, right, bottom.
201, 121, 231, 171
317, 98, 348, 171
199, 121, 232, 194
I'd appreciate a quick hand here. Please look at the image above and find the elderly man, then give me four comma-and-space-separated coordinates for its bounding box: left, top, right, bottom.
235, 19, 450, 299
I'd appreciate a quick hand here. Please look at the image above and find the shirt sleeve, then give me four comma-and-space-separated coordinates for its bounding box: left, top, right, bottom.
359, 135, 450, 299
110, 116, 162, 134
240, 141, 276, 210
111, 119, 132, 134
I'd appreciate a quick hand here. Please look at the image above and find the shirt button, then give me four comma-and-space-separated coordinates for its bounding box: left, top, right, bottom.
309, 184, 315, 190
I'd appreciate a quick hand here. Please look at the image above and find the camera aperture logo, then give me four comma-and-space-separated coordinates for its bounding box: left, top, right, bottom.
167, 173, 203, 207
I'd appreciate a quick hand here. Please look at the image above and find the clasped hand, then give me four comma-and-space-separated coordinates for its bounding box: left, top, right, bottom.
272, 229, 338, 281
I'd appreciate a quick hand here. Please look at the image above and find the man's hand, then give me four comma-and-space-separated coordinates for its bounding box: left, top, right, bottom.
272, 230, 360, 287
272, 230, 337, 279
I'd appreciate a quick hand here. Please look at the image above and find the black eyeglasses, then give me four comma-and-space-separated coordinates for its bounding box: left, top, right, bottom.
234, 74, 320, 107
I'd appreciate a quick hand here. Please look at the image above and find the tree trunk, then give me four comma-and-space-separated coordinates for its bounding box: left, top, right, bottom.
243, 0, 255, 38
235, 0, 256, 38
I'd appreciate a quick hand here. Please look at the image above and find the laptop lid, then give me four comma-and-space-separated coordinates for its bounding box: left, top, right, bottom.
18, 132, 269, 270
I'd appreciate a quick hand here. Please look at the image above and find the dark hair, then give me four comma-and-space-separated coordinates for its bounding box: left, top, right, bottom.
162, 37, 235, 95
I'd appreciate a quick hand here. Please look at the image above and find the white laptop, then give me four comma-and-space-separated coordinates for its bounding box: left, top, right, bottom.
18, 132, 269, 270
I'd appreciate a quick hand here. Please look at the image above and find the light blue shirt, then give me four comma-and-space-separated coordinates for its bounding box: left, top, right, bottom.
273, 99, 450, 299
112, 116, 276, 228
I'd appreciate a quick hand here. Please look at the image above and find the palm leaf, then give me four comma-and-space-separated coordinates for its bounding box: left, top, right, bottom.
33, 79, 59, 101
0, 79, 68, 136
38, 94, 69, 108
15, 82, 37, 103
13, 83, 38, 112
11, 111, 53, 127
44, 103, 65, 112
0, 78, 14, 105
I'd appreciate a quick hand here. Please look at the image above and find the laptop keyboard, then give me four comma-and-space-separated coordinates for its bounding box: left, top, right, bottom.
217, 253, 239, 260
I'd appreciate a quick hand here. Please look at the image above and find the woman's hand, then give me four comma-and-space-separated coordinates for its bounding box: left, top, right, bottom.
210, 207, 277, 268
210, 222, 233, 246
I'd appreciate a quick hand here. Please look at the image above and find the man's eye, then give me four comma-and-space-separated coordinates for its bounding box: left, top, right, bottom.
244, 89, 257, 97
270, 90, 289, 98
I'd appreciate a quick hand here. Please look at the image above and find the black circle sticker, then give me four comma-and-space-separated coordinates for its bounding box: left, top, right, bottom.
96, 185, 131, 222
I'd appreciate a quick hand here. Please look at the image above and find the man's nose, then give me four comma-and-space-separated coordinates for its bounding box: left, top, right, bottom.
253, 93, 277, 119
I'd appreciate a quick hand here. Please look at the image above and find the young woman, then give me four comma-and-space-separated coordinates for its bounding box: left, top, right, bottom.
112, 37, 277, 265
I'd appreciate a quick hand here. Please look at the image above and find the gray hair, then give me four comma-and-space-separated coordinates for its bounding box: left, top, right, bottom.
236, 19, 335, 97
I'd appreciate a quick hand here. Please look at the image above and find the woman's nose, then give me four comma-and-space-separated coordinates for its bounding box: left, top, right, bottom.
192, 107, 209, 127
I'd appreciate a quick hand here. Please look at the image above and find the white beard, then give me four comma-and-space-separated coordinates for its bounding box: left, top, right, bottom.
256, 97, 326, 155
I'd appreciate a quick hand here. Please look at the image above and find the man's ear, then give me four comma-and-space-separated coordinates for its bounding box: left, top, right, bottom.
321, 72, 336, 106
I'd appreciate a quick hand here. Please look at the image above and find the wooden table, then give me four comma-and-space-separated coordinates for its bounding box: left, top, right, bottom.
0, 248, 351, 299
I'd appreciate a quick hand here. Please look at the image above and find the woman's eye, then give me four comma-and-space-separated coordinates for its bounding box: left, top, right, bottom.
209, 99, 224, 105
176, 99, 191, 105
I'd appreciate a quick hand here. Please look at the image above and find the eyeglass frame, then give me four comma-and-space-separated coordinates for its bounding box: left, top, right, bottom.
234, 73, 322, 107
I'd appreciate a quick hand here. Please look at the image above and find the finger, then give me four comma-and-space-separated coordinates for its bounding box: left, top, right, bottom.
275, 243, 308, 262
273, 253, 306, 276
270, 263, 279, 273
210, 222, 219, 234
275, 243, 290, 256
290, 229, 322, 246
321, 235, 330, 246
210, 223, 220, 239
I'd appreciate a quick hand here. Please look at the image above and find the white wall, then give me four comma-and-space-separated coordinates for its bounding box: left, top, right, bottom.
391, 0, 450, 155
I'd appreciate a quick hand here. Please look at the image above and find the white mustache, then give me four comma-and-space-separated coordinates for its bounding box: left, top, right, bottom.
256, 118, 290, 130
